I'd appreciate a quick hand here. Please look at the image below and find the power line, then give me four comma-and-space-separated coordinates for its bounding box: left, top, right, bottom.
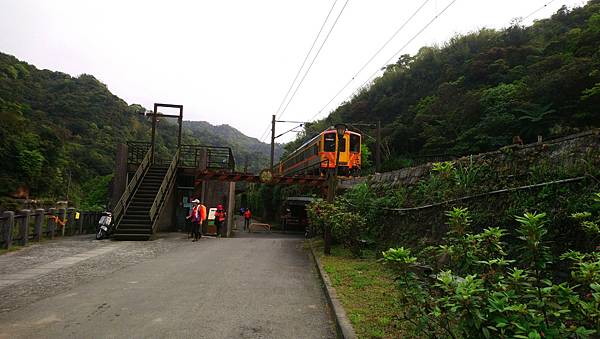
307, 0, 563, 124
361, 0, 458, 88
520, 0, 557, 23
260, 0, 341, 143
273, 0, 340, 120
258, 124, 271, 143
277, 0, 350, 121
310, 0, 456, 121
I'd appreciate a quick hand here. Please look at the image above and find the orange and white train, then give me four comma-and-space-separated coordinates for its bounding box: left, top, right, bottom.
277, 128, 361, 177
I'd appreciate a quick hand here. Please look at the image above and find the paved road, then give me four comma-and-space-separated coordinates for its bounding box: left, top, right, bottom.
0, 232, 334, 338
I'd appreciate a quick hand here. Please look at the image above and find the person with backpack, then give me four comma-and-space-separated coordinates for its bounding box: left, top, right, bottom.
214, 204, 226, 237
186, 199, 205, 242
243, 208, 252, 231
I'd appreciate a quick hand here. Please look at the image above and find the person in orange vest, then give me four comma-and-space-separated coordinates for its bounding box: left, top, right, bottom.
243, 208, 252, 232
186, 199, 206, 242
214, 204, 226, 237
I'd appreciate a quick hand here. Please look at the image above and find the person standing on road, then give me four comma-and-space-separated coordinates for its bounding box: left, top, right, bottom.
186, 199, 203, 242
214, 204, 226, 237
243, 208, 252, 231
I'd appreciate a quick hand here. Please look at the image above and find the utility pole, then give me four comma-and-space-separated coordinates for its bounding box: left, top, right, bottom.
270, 114, 276, 170
324, 170, 336, 255
376, 120, 381, 172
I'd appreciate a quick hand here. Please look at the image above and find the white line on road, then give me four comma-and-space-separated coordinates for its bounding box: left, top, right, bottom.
0, 245, 120, 289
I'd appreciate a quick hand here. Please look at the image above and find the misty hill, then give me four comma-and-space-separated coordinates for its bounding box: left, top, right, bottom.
0, 52, 276, 209
288, 1, 600, 171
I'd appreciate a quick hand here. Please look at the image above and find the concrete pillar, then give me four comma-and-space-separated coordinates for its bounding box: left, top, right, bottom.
2, 211, 14, 249
47, 208, 56, 240
34, 209, 44, 241
226, 181, 236, 238
18, 209, 30, 246
67, 207, 75, 235
58, 208, 66, 237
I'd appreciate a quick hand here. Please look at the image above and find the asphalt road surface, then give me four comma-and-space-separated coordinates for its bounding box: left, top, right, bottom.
0, 232, 335, 338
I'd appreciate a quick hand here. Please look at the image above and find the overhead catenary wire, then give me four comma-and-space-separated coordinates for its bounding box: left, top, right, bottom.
358, 0, 459, 101
310, 0, 568, 123
276, 0, 350, 121
309, 0, 457, 121
519, 0, 557, 23
273, 0, 340, 120
260, 0, 341, 143
260, 0, 350, 143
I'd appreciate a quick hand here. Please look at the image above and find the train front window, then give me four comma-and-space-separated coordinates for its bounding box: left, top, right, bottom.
324, 133, 336, 152
350, 134, 360, 152
338, 135, 346, 152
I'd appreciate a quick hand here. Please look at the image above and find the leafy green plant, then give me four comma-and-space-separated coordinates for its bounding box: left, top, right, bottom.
431, 161, 455, 177
445, 206, 472, 236
453, 156, 482, 192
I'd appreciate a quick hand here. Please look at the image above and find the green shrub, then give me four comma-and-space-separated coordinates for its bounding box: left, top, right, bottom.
379, 195, 600, 338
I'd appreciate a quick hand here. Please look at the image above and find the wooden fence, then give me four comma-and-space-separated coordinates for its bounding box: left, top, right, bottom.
0, 208, 103, 249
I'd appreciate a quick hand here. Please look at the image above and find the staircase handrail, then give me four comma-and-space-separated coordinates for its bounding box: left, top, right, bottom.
148, 149, 180, 231
113, 147, 152, 228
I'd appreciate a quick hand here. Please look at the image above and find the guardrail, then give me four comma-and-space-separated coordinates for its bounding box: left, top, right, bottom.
128, 142, 235, 172
127, 141, 152, 165
149, 149, 180, 233
206, 146, 235, 172
113, 147, 152, 229
1, 208, 103, 249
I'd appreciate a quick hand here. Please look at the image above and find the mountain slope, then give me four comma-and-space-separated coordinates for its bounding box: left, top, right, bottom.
287, 1, 600, 171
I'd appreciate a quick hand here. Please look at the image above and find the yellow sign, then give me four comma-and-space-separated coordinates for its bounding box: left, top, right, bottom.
259, 169, 273, 184
75, 212, 80, 220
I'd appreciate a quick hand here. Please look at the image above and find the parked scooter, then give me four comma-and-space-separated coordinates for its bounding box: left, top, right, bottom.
96, 212, 112, 240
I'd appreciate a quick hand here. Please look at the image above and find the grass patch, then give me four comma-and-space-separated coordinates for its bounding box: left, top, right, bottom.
310, 239, 407, 338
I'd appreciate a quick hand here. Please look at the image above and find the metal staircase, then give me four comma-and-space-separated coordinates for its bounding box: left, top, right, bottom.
112, 148, 179, 240
113, 166, 167, 239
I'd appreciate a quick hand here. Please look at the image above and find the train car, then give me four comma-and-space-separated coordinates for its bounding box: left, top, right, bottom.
277, 127, 361, 177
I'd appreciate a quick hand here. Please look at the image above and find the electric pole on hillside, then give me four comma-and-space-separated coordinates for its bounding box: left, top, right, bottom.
270, 115, 276, 170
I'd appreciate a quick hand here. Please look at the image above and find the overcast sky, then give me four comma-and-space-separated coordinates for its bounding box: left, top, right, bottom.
0, 0, 586, 142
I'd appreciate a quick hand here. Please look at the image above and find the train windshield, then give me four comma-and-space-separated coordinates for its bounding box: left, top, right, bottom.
350, 134, 360, 152
339, 135, 346, 152
324, 133, 336, 152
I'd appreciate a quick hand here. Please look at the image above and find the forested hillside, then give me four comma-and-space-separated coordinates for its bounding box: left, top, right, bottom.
289, 1, 600, 170
0, 52, 278, 209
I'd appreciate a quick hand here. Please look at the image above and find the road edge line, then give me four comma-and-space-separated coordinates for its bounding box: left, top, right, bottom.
308, 240, 357, 339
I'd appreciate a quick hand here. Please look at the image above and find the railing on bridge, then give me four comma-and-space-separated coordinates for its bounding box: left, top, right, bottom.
127, 141, 152, 165
127, 142, 235, 172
